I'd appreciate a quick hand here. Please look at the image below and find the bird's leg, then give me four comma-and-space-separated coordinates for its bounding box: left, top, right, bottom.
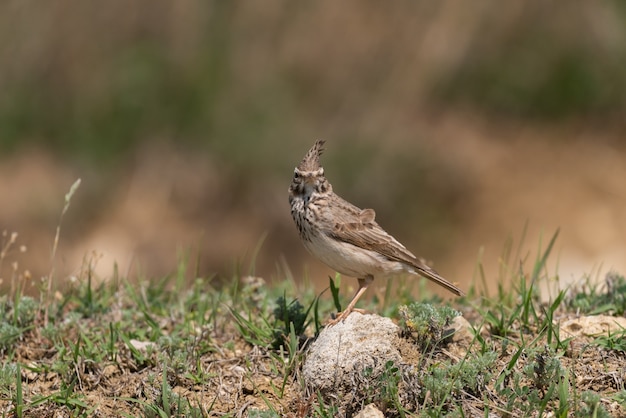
327, 276, 374, 325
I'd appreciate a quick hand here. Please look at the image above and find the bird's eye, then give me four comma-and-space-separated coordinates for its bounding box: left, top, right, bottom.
293, 172, 300, 179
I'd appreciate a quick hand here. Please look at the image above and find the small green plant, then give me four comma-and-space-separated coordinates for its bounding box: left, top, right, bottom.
143, 365, 203, 418
65, 256, 113, 318
0, 362, 22, 417
231, 290, 315, 353
248, 409, 280, 418
377, 361, 404, 416
417, 351, 497, 412
399, 302, 460, 350
567, 271, 626, 315
497, 345, 568, 416
591, 327, 626, 352
483, 303, 520, 338
577, 391, 610, 418
271, 295, 312, 350
358, 360, 405, 416
0, 362, 18, 395
0, 294, 37, 354
0, 323, 22, 352
538, 289, 569, 350
312, 391, 338, 418
523, 347, 563, 393
612, 390, 626, 408
230, 306, 275, 347
13, 296, 37, 327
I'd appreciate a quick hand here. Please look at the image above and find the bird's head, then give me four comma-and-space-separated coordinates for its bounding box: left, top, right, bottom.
289, 139, 332, 199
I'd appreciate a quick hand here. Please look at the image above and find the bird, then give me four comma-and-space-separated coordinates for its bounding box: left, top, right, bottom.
288, 139, 464, 324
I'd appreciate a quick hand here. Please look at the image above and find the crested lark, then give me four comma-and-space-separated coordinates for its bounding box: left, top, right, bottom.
289, 140, 464, 324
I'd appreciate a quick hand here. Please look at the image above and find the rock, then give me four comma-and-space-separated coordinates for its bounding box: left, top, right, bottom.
559, 315, 626, 338
302, 312, 401, 392
447, 315, 474, 359
354, 403, 384, 418
450, 315, 473, 346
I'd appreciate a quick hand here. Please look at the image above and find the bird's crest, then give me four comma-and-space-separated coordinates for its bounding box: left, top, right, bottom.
297, 139, 325, 172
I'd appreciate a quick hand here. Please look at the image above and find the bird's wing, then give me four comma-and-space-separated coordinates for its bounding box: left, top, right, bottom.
325, 199, 464, 296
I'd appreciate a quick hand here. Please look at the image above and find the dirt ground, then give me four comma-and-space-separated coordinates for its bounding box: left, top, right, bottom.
4, 298, 626, 417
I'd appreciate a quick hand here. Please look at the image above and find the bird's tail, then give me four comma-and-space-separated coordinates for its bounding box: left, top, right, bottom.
415, 265, 465, 296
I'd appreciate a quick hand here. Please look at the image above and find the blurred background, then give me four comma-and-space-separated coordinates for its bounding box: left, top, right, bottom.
1, 1, 625, 296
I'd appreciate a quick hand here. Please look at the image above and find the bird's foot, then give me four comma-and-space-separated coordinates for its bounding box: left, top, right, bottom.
325, 308, 367, 326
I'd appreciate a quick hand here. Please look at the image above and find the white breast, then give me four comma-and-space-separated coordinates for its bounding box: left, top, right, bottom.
303, 231, 408, 279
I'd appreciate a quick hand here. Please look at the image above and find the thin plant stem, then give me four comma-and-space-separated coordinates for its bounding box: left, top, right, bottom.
44, 178, 81, 327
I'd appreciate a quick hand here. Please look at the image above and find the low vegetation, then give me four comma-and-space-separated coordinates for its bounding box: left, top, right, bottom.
0, 183, 624, 416
1, 223, 626, 417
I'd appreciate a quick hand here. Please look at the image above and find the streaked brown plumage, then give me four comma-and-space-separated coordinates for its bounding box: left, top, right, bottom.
289, 140, 464, 324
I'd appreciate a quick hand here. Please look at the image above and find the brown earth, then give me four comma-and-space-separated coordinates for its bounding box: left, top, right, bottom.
3, 294, 626, 417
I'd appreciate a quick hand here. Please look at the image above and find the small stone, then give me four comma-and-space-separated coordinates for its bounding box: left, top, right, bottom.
450, 315, 473, 346
560, 315, 626, 338
354, 403, 384, 418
